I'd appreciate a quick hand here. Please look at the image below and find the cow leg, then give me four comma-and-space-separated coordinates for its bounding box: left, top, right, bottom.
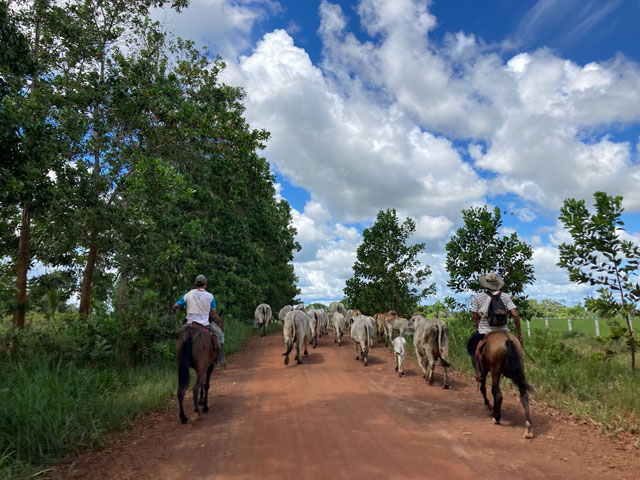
416, 350, 428, 378
354, 339, 360, 360
442, 359, 450, 389
296, 342, 302, 364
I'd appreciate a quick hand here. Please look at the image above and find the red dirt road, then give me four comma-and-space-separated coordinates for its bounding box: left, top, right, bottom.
52, 330, 640, 480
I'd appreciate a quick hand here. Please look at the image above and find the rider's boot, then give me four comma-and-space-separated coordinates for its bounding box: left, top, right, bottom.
471, 356, 482, 383
216, 345, 226, 366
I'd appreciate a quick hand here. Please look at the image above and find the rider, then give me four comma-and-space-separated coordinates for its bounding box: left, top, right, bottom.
173, 274, 226, 366
467, 272, 522, 382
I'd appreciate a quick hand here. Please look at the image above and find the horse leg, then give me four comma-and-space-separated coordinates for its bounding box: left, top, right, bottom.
491, 372, 503, 425
199, 385, 205, 406
518, 383, 533, 438
178, 389, 187, 424
202, 365, 214, 413
192, 370, 205, 417
479, 372, 491, 412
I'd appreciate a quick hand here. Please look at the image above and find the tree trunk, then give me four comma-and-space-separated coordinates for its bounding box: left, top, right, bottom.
12, 205, 31, 328
625, 314, 635, 371
78, 237, 98, 317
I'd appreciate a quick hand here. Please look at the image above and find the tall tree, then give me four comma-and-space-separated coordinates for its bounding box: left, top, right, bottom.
343, 209, 434, 316
0, 0, 68, 327
558, 191, 639, 370
445, 205, 535, 297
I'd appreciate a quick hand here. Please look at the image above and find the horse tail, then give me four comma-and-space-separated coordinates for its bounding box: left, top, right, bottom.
178, 330, 192, 393
505, 339, 532, 392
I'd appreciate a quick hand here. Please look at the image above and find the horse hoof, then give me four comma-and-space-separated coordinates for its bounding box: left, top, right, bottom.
304, 351, 309, 356
524, 431, 534, 439
443, 384, 450, 389
284, 357, 289, 366
364, 362, 368, 367
180, 416, 188, 425
203, 406, 209, 413
313, 345, 317, 349
492, 418, 501, 425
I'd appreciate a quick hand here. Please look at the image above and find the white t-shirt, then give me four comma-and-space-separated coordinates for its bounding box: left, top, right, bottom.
183, 288, 214, 326
471, 291, 516, 334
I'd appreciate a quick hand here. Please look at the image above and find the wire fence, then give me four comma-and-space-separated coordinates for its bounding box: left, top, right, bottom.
523, 316, 638, 338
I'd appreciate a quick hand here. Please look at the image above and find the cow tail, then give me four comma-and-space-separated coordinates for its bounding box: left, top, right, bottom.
438, 323, 450, 367
506, 339, 532, 392
178, 331, 192, 393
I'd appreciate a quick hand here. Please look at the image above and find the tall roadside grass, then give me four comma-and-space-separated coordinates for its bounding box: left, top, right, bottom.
0, 314, 257, 479
445, 314, 640, 440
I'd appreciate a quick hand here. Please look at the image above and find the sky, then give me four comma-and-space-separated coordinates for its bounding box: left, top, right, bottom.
154, 0, 640, 307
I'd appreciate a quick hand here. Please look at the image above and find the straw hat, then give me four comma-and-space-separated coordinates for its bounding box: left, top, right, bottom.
478, 272, 504, 290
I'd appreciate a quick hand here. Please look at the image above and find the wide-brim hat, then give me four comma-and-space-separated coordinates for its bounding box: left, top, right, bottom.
478, 272, 504, 290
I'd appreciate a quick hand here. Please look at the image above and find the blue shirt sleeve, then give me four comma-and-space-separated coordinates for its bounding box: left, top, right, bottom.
176, 296, 186, 309
210, 296, 216, 310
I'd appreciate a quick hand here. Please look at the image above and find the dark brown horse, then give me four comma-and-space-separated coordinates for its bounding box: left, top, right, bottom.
176, 323, 220, 424
477, 330, 533, 438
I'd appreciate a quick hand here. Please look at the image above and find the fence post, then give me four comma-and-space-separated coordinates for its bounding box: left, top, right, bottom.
526, 319, 531, 338
594, 316, 600, 337
567, 316, 572, 334
545, 316, 550, 334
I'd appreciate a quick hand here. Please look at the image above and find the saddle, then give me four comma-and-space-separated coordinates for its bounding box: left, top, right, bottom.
475, 331, 501, 360
185, 322, 217, 346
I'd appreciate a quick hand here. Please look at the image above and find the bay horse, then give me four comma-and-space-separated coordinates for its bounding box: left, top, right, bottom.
176, 322, 220, 424
477, 330, 533, 438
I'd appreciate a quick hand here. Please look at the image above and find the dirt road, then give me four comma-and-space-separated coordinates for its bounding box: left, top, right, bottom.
53, 330, 640, 479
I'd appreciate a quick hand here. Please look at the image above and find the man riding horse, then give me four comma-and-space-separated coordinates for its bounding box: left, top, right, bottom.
173, 274, 226, 366
467, 272, 523, 382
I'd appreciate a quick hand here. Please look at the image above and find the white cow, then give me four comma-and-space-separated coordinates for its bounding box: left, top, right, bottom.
278, 305, 293, 323
254, 303, 272, 337
411, 314, 450, 388
332, 312, 346, 346
308, 308, 320, 348
392, 336, 407, 377
282, 310, 311, 366
350, 315, 373, 366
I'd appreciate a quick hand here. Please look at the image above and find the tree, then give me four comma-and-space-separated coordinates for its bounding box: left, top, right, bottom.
558, 191, 639, 370
343, 209, 435, 316
445, 206, 535, 299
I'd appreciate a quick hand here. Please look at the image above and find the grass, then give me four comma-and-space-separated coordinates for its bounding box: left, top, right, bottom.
0, 314, 258, 479
528, 316, 639, 337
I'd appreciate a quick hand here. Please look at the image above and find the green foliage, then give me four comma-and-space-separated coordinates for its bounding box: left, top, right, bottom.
558, 192, 639, 369
344, 209, 435, 317
445, 205, 535, 295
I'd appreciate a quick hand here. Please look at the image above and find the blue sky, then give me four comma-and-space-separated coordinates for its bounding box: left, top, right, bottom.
157, 0, 640, 307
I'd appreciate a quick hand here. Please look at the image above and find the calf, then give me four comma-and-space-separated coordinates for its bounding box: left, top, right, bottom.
254, 303, 272, 337
282, 310, 311, 366
350, 315, 373, 366
308, 308, 320, 348
392, 336, 407, 377
332, 312, 346, 346
411, 314, 450, 388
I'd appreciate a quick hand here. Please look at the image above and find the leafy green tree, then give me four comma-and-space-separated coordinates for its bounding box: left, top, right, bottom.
558, 191, 639, 370
0, 0, 70, 327
445, 205, 535, 314
343, 209, 435, 316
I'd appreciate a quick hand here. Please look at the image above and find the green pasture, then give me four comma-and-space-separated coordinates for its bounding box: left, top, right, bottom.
525, 316, 638, 337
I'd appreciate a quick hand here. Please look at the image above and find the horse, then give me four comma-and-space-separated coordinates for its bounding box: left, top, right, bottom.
176, 322, 220, 424
477, 330, 534, 439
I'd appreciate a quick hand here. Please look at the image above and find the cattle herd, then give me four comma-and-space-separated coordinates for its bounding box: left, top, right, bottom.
253, 301, 450, 386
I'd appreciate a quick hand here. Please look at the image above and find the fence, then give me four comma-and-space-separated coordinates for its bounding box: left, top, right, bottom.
523, 316, 638, 338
